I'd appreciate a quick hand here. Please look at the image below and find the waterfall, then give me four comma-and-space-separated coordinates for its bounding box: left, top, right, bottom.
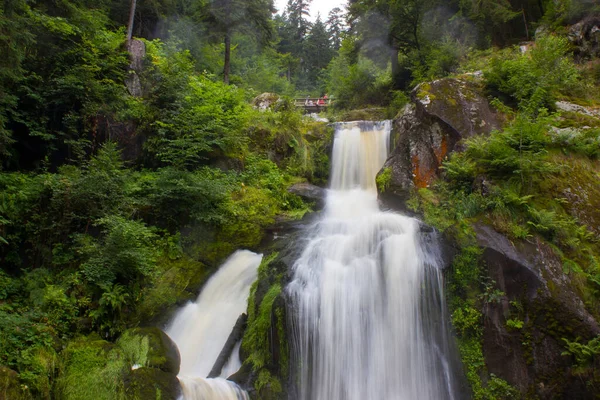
166, 250, 262, 400
288, 120, 461, 400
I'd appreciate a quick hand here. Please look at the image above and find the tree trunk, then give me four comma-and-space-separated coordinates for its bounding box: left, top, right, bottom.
223, 31, 231, 84
126, 0, 137, 46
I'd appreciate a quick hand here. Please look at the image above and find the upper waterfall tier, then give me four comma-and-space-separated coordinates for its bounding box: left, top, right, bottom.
329, 120, 391, 191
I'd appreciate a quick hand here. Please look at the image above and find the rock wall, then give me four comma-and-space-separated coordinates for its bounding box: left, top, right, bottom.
474, 224, 600, 398
378, 78, 500, 212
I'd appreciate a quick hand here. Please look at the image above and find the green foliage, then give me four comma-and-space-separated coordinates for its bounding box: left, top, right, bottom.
561, 336, 600, 367
116, 333, 150, 369
325, 54, 392, 110
485, 35, 580, 113
506, 318, 524, 330
452, 305, 482, 337
143, 41, 252, 168
79, 216, 157, 287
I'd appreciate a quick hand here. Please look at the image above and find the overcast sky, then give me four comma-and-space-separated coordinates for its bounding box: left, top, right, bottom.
274, 0, 347, 22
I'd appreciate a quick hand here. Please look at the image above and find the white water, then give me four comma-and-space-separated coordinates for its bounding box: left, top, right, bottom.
288, 121, 459, 400
166, 250, 262, 400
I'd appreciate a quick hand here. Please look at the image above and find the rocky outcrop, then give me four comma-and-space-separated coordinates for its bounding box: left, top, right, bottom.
118, 327, 181, 375
568, 15, 600, 61
287, 183, 326, 209
252, 93, 280, 111
473, 224, 600, 398
556, 100, 600, 118
124, 367, 181, 400
378, 78, 500, 212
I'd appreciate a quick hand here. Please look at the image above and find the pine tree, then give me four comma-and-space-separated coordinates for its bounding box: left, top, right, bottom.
303, 15, 334, 86
326, 7, 345, 51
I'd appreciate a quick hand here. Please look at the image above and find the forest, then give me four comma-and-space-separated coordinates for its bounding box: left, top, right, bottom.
1, 0, 600, 398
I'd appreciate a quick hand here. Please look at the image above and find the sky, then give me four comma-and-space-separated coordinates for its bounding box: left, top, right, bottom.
274, 0, 347, 22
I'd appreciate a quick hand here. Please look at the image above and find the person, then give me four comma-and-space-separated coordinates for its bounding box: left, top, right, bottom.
317, 97, 325, 106
307, 99, 314, 106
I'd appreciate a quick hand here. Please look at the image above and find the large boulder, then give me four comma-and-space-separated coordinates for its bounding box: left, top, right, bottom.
124, 367, 181, 400
473, 224, 600, 398
287, 183, 326, 209
118, 327, 181, 375
568, 15, 600, 61
378, 78, 500, 212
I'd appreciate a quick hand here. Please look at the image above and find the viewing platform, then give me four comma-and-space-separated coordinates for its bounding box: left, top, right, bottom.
294, 98, 332, 113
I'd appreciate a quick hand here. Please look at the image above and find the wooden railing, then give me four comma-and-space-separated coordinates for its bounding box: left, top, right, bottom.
294, 98, 332, 112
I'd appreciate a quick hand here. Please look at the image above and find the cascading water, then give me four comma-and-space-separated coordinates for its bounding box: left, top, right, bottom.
288, 121, 461, 400
166, 250, 262, 400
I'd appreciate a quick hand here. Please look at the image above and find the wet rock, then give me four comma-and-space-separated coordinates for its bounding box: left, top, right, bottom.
338, 108, 388, 121
124, 367, 181, 400
473, 224, 600, 396
568, 15, 600, 61
288, 182, 326, 209
209, 314, 248, 378
0, 366, 23, 400
119, 327, 181, 375
378, 78, 500, 212
252, 93, 280, 111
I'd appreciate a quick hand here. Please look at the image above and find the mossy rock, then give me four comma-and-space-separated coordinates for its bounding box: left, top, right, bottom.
0, 366, 27, 400
338, 108, 387, 121
117, 327, 181, 375
124, 367, 181, 400
54, 337, 128, 400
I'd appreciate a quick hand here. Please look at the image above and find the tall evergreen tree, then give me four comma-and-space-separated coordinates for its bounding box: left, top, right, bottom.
326, 7, 346, 51
303, 16, 334, 86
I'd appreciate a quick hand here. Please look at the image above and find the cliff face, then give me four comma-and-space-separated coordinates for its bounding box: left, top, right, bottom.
378, 78, 500, 213
378, 76, 600, 398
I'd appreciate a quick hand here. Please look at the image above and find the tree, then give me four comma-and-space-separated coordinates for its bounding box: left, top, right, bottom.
303, 16, 334, 87
326, 7, 346, 51
348, 0, 438, 87
204, 0, 274, 84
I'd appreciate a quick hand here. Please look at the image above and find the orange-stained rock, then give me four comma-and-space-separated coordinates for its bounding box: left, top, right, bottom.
378, 77, 500, 212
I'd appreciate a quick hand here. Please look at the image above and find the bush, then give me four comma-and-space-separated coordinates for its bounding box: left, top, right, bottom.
324, 55, 392, 110
485, 34, 580, 113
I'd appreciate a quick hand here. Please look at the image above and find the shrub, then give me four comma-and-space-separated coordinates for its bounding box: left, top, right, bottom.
485, 34, 580, 113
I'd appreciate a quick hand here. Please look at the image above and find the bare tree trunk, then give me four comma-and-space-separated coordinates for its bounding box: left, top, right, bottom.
127, 0, 137, 46
223, 31, 231, 84
522, 8, 529, 41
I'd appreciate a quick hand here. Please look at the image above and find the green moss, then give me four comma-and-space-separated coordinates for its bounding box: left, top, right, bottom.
376, 167, 392, 193
338, 108, 387, 121
55, 336, 128, 400
135, 255, 208, 324
243, 283, 282, 371
417, 83, 432, 99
